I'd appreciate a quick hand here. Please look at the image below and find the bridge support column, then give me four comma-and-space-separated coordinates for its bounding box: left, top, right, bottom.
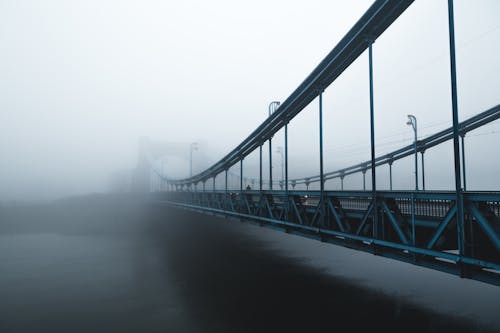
368, 41, 378, 241
269, 138, 273, 190
285, 122, 289, 221
461, 134, 466, 190
362, 170, 366, 191
259, 144, 263, 191
224, 169, 228, 210
389, 160, 393, 191
240, 159, 243, 192
447, 0, 466, 271
421, 151, 426, 191
319, 91, 325, 230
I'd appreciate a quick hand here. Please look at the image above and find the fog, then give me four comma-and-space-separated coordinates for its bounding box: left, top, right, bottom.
1, 0, 499, 200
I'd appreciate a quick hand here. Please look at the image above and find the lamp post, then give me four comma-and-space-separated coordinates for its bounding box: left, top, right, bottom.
268, 101, 280, 190
276, 146, 284, 190
406, 115, 418, 191
268, 101, 280, 117
190, 142, 198, 178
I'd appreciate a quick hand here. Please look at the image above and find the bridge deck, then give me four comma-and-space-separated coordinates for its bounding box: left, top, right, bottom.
155, 190, 500, 286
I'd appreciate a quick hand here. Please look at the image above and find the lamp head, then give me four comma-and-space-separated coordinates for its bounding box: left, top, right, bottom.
406, 114, 416, 126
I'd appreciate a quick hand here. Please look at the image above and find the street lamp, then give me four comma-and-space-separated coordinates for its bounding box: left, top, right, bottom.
406, 115, 418, 191
190, 142, 198, 178
276, 146, 284, 189
268, 101, 281, 117
268, 101, 281, 190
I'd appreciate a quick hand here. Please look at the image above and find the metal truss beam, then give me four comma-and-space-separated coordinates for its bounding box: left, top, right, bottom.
157, 189, 500, 286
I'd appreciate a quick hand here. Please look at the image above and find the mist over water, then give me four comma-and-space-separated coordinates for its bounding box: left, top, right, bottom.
0, 194, 498, 333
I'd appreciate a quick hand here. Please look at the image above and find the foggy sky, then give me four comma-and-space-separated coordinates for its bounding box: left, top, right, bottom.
1, 0, 499, 200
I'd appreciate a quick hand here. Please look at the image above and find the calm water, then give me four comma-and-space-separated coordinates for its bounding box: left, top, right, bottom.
0, 194, 499, 332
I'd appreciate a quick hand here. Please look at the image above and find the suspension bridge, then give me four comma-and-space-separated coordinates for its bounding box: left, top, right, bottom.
149, 0, 500, 286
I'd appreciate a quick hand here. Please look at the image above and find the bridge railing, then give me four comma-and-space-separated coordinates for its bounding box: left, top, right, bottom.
157, 189, 500, 285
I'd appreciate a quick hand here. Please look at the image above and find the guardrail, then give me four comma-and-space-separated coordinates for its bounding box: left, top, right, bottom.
156, 190, 500, 286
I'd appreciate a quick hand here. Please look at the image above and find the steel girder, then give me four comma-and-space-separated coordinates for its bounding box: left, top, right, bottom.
157, 190, 500, 286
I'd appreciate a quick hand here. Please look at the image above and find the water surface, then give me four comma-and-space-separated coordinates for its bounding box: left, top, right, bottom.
0, 194, 498, 332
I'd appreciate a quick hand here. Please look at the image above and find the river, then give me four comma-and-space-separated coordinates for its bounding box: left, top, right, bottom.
0, 194, 498, 332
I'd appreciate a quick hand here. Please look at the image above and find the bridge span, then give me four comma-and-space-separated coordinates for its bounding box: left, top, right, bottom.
150, 0, 500, 286
157, 189, 500, 286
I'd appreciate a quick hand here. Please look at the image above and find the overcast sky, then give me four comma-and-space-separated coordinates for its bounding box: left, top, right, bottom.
1, 0, 499, 200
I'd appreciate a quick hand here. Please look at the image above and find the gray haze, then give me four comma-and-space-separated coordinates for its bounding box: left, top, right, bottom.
1, 0, 499, 200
